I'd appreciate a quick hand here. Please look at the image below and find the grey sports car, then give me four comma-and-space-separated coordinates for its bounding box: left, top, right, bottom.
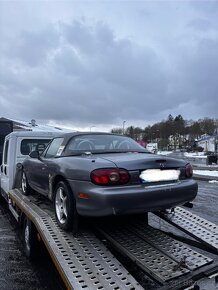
21, 132, 198, 231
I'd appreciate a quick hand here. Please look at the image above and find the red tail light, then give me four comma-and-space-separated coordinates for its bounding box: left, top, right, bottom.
185, 163, 193, 178
91, 168, 130, 185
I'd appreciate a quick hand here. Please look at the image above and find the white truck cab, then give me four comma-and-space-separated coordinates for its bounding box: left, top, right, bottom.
0, 131, 61, 200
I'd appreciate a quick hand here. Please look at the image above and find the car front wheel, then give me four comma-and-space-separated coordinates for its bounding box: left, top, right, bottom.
21, 171, 31, 195
54, 181, 79, 233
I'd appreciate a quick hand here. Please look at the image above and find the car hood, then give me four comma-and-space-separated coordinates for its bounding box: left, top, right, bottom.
96, 152, 186, 170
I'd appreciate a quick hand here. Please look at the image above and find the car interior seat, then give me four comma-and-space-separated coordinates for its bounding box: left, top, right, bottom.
77, 141, 95, 150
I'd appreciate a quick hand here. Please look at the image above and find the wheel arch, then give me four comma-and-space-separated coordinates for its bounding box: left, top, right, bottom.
50, 175, 70, 201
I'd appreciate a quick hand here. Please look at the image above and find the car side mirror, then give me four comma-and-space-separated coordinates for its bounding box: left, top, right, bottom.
29, 150, 40, 159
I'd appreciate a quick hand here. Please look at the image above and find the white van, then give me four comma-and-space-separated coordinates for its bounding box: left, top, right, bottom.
0, 131, 62, 200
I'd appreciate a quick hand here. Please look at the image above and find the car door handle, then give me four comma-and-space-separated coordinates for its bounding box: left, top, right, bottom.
42, 167, 47, 170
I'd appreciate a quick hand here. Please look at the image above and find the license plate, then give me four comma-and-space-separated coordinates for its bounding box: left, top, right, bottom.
140, 169, 180, 183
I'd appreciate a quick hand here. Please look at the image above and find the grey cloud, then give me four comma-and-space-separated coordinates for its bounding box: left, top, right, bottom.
187, 18, 212, 31
6, 25, 59, 66
61, 20, 114, 55
57, 21, 168, 117
0, 1, 218, 129
164, 37, 218, 118
191, 1, 218, 15
54, 46, 85, 76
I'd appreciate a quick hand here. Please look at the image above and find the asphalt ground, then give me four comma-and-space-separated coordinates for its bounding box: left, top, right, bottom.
0, 179, 217, 290
191, 179, 218, 224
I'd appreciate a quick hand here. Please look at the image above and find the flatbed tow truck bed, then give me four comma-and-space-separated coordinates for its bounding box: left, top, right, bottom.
8, 189, 218, 290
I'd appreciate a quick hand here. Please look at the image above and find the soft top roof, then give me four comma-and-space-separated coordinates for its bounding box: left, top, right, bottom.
57, 132, 124, 142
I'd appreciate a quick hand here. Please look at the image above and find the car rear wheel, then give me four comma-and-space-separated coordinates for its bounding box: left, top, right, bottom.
54, 181, 79, 233
21, 171, 31, 195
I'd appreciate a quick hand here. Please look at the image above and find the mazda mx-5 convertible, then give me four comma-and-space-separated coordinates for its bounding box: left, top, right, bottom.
21, 132, 198, 231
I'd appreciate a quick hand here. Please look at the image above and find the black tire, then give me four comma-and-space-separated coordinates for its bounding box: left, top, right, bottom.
21, 171, 31, 195
22, 217, 39, 260
54, 181, 79, 233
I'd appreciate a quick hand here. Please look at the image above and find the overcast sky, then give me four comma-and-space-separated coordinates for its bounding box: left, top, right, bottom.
0, 0, 218, 131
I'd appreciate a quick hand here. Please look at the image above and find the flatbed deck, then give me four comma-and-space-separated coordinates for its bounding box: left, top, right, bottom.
8, 189, 218, 290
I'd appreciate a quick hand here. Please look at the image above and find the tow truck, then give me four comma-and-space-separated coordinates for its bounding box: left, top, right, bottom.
0, 128, 218, 290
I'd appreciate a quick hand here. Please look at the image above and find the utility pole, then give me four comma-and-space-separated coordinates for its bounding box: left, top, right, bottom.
90, 126, 96, 132
123, 121, 126, 135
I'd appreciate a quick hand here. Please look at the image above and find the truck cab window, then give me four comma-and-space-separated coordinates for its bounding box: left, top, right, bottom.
21, 139, 50, 155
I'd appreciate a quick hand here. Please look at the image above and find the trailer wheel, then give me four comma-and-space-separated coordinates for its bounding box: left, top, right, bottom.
21, 172, 31, 195
54, 181, 79, 233
22, 217, 39, 260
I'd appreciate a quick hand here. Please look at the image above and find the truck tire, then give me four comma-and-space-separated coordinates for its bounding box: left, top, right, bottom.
22, 217, 39, 260
54, 181, 79, 234
21, 171, 31, 195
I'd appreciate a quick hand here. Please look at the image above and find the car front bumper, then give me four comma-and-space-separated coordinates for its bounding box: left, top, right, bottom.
67, 179, 198, 217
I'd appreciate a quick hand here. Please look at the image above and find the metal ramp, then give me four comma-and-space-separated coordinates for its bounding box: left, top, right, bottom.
155, 207, 218, 254
9, 189, 143, 290
95, 218, 213, 285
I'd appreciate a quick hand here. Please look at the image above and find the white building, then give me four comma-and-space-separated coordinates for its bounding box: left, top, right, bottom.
146, 143, 158, 153
197, 134, 218, 153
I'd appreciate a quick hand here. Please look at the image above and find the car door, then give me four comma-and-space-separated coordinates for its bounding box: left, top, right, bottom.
26, 155, 49, 195
27, 138, 64, 195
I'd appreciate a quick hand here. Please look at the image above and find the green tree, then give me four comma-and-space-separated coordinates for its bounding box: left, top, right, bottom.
111, 128, 123, 134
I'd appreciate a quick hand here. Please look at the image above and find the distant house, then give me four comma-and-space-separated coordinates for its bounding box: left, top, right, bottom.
168, 134, 183, 150
196, 134, 218, 153
146, 142, 158, 153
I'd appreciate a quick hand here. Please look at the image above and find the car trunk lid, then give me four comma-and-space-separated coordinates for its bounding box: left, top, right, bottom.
98, 152, 186, 171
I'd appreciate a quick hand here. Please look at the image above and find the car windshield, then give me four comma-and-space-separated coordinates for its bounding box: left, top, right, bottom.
64, 134, 149, 155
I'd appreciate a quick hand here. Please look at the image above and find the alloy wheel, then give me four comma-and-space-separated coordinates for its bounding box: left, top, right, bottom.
55, 187, 68, 224
21, 173, 27, 193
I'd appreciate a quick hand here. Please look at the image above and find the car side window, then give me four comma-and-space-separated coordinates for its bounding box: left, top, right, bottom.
44, 138, 64, 158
